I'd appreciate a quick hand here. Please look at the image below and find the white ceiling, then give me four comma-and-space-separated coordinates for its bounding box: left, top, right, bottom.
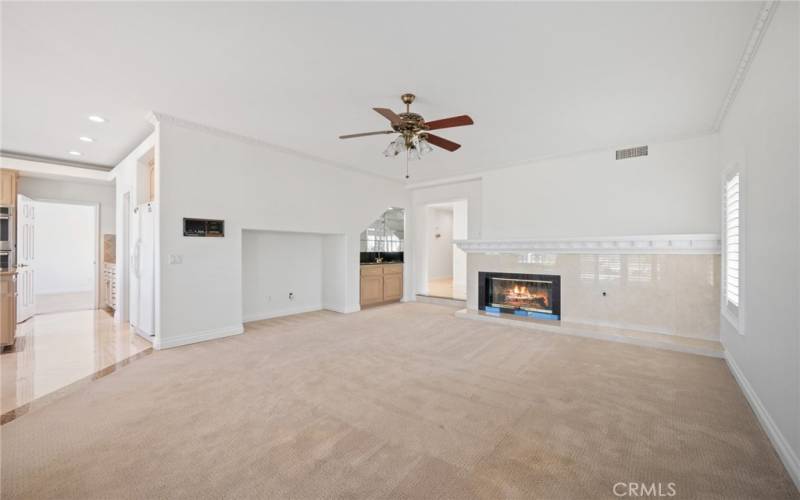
2, 2, 760, 182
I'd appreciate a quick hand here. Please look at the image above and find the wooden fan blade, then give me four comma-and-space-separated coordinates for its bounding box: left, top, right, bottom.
426, 133, 461, 152
339, 130, 395, 139
425, 115, 474, 131
373, 107, 402, 125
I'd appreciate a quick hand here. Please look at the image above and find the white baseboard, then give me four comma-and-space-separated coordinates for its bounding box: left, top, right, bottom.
322, 301, 346, 313
155, 324, 244, 350
243, 304, 322, 323
725, 350, 800, 492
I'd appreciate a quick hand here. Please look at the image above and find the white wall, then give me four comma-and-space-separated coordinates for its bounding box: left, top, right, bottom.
481, 134, 720, 239
242, 230, 324, 321
18, 176, 114, 237
18, 176, 114, 303
157, 118, 409, 347
427, 207, 453, 279
322, 234, 347, 313
33, 201, 96, 295
452, 200, 468, 296
718, 2, 799, 488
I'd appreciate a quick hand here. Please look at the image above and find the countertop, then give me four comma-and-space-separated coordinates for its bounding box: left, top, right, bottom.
0, 267, 17, 276
360, 262, 404, 266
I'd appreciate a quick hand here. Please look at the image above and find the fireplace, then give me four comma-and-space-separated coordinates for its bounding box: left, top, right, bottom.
479, 272, 561, 320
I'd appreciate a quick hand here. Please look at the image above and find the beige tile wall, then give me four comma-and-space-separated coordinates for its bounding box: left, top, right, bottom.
467, 253, 720, 340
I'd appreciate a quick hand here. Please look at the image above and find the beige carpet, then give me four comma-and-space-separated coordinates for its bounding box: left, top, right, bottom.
1, 303, 797, 499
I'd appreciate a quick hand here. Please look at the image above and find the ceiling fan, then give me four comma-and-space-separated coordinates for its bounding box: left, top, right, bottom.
339, 93, 474, 164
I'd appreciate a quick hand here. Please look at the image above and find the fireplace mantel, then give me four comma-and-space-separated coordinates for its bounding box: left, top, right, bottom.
455, 234, 720, 255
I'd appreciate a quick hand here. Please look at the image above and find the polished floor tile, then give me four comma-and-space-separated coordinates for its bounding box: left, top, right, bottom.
35, 291, 95, 315
0, 309, 152, 418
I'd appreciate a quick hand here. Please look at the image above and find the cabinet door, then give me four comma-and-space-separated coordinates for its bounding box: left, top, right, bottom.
0, 170, 16, 206
1, 276, 17, 345
383, 273, 403, 302
360, 275, 384, 305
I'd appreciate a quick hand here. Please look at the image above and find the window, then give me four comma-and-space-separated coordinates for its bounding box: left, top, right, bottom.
723, 169, 743, 331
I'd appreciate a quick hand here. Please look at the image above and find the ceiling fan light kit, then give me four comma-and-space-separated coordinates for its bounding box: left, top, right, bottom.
340, 93, 474, 178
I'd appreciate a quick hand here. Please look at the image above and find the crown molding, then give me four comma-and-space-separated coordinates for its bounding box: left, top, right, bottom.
712, 1, 777, 132
0, 150, 113, 171
455, 234, 721, 255
147, 111, 403, 184
0, 154, 112, 183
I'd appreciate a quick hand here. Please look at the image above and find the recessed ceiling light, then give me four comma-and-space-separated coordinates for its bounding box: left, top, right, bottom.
88, 115, 106, 123
79, 136, 94, 143
68, 151, 82, 156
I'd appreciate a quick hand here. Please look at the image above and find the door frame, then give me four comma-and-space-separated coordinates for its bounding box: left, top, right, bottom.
31, 198, 100, 310
120, 191, 130, 323
415, 198, 468, 299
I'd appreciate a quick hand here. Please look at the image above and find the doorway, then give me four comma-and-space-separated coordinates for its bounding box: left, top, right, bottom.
423, 200, 467, 300
29, 199, 98, 315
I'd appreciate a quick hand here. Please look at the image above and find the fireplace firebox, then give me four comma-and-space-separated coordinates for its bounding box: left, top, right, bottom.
479, 272, 561, 320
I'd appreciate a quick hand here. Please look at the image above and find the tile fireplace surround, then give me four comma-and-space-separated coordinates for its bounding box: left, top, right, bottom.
467, 253, 720, 340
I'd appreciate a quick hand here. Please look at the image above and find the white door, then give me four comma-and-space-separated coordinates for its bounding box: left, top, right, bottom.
16, 194, 35, 322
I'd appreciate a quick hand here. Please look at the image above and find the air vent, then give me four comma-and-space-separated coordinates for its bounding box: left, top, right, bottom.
615, 145, 648, 160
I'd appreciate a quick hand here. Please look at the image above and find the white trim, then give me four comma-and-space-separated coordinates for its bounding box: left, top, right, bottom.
712, 1, 778, 132
1, 155, 112, 183
455, 234, 721, 255
725, 350, 800, 491
154, 324, 243, 350
148, 111, 402, 184
243, 304, 323, 323
405, 174, 483, 190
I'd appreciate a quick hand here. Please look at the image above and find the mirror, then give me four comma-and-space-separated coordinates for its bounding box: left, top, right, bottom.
361, 207, 405, 252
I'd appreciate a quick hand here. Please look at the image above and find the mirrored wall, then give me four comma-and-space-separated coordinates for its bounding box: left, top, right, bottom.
360, 207, 405, 252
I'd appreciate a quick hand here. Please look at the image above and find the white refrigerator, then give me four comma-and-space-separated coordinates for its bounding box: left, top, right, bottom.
130, 202, 156, 338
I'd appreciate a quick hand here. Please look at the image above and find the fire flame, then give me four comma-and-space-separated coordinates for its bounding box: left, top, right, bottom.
506, 284, 549, 306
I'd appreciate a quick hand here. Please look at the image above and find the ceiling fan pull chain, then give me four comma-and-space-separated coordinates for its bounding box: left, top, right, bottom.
405, 150, 410, 179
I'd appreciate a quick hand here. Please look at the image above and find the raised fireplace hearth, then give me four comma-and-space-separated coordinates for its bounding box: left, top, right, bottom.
479, 272, 561, 320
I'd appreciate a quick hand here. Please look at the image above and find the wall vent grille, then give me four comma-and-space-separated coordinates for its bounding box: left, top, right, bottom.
615, 145, 648, 160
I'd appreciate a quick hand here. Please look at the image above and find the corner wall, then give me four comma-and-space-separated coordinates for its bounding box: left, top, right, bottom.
718, 2, 800, 488
157, 117, 410, 346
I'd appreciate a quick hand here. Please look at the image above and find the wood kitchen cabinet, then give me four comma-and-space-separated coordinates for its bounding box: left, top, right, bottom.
1, 271, 17, 347
360, 264, 403, 307
0, 169, 17, 206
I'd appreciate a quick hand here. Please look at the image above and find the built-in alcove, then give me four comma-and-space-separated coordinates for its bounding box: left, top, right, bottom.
241, 229, 347, 322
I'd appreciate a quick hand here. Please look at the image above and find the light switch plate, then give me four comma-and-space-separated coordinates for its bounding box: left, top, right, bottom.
168, 254, 183, 265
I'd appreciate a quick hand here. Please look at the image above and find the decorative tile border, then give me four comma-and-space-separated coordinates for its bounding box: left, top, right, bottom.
1, 347, 153, 426
455, 234, 721, 255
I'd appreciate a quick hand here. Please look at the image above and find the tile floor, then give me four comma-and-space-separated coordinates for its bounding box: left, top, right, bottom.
1, 309, 152, 420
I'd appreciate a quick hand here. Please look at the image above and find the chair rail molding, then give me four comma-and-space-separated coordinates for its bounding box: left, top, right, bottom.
455, 234, 721, 255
